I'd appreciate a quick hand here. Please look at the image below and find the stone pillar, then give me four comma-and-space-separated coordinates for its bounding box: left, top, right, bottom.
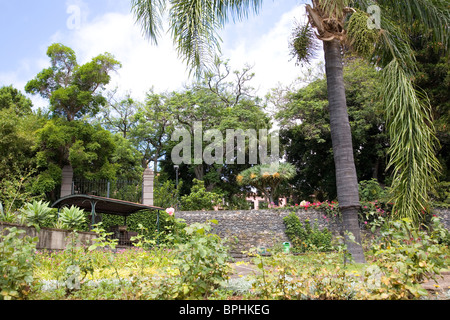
142, 168, 154, 206
60, 165, 74, 198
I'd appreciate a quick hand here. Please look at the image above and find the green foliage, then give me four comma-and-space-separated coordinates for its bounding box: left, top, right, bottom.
382, 59, 442, 225
180, 179, 221, 211
277, 58, 388, 201
19, 200, 54, 231
432, 181, 450, 206
237, 163, 296, 204
0, 85, 33, 115
58, 206, 87, 231
363, 217, 448, 299
249, 250, 362, 300
358, 179, 386, 202
153, 177, 182, 208
0, 169, 38, 221
0, 227, 38, 300
25, 43, 121, 121
0, 105, 39, 182
283, 212, 333, 253
143, 220, 231, 299
32, 118, 142, 201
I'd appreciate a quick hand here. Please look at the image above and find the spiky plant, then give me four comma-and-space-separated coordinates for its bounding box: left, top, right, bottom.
19, 200, 54, 230
58, 206, 87, 231
237, 163, 296, 205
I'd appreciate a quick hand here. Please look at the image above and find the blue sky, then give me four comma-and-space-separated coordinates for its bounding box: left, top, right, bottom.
0, 0, 320, 109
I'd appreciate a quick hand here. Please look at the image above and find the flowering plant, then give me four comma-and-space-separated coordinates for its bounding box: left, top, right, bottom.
166, 207, 175, 216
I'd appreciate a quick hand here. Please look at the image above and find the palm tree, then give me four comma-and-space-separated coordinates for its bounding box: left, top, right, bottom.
132, 0, 449, 263
236, 162, 296, 206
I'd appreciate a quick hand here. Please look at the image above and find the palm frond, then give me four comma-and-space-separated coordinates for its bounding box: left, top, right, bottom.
131, 0, 166, 44
132, 0, 263, 76
381, 59, 442, 225
168, 0, 222, 76
213, 0, 263, 23
375, 0, 450, 51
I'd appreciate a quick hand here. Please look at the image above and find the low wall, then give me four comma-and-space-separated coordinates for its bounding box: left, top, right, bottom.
0, 222, 97, 251
2, 208, 448, 255
176, 208, 450, 256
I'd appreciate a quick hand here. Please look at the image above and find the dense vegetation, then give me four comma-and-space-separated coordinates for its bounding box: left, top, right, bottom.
1, 0, 449, 301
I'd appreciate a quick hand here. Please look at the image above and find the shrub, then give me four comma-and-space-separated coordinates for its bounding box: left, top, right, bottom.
19, 200, 54, 230
283, 212, 333, 253
358, 179, 386, 202
180, 179, 222, 211
140, 220, 231, 299
0, 227, 38, 300
250, 250, 361, 300
363, 218, 448, 299
58, 206, 87, 231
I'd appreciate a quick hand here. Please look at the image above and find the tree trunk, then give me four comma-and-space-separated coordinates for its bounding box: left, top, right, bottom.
323, 39, 366, 264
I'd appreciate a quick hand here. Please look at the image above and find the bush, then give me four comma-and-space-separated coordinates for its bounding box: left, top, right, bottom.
0, 227, 38, 300
19, 200, 54, 230
363, 218, 448, 299
358, 179, 386, 202
58, 206, 87, 231
180, 179, 222, 211
283, 212, 333, 253
140, 220, 231, 299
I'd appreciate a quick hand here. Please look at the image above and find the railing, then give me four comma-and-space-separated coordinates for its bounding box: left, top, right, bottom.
72, 178, 143, 203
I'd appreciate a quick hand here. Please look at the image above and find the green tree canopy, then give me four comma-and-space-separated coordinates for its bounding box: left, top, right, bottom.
25, 43, 121, 121
276, 58, 389, 201
0, 85, 33, 115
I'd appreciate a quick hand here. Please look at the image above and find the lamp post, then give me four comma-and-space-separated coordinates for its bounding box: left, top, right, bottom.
174, 165, 179, 210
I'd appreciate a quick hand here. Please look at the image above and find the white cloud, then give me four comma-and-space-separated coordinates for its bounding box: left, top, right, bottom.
52, 11, 190, 102
3, 2, 323, 110
221, 4, 321, 97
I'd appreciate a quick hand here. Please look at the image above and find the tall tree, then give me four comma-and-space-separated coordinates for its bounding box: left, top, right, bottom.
276, 58, 389, 202
25, 43, 121, 121
132, 0, 449, 263
167, 60, 271, 192
130, 90, 176, 171
236, 162, 296, 205
99, 89, 140, 139
0, 85, 33, 115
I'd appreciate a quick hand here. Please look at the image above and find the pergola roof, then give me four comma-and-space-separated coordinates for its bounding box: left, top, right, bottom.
52, 194, 164, 217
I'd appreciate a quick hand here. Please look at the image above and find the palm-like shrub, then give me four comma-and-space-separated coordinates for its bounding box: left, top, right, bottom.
237, 163, 296, 205
58, 206, 86, 231
19, 200, 54, 230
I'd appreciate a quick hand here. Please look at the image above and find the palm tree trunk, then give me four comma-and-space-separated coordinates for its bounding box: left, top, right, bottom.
323, 39, 365, 264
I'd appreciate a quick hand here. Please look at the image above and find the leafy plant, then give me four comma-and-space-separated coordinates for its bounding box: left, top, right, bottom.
363, 218, 448, 299
58, 206, 87, 231
0, 227, 38, 300
358, 179, 386, 202
142, 220, 231, 299
180, 179, 222, 211
283, 212, 333, 253
19, 200, 54, 231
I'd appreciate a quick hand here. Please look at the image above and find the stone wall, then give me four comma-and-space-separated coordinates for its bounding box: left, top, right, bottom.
176, 207, 450, 257
176, 209, 339, 256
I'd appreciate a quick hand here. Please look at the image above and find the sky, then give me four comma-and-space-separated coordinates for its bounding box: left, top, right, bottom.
0, 0, 322, 110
